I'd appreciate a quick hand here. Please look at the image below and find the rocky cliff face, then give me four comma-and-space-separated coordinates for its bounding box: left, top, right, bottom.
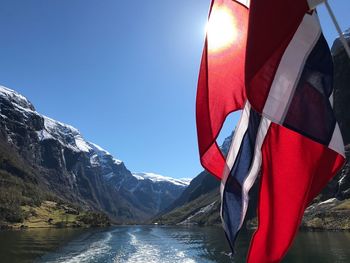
326, 28, 350, 201
0, 86, 189, 223
301, 29, 350, 230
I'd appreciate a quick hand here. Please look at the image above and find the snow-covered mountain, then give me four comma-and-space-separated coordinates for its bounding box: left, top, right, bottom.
0, 86, 189, 222
103, 169, 191, 215
132, 172, 191, 186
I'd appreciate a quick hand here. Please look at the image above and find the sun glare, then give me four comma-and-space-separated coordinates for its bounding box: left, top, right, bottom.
206, 6, 237, 53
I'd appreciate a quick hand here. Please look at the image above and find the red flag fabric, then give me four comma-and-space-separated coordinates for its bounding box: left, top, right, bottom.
247, 123, 344, 262
196, 0, 249, 179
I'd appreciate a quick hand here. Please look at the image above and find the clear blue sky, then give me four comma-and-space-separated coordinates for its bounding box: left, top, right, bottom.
0, 0, 348, 179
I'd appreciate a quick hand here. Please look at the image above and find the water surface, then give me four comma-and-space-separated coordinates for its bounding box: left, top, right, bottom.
0, 228, 86, 263
0, 226, 349, 262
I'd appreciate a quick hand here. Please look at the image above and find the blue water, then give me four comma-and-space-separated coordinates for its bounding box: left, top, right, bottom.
37, 226, 234, 263
0, 226, 349, 262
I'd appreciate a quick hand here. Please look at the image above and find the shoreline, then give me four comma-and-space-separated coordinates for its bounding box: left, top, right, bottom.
0, 200, 111, 231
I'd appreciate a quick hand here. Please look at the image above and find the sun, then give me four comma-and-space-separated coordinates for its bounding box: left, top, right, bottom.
206, 6, 237, 53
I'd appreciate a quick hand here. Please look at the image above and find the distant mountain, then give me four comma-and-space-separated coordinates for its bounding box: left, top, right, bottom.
154, 134, 231, 225
106, 171, 190, 216
159, 133, 233, 216
0, 86, 189, 225
132, 172, 191, 187
158, 30, 350, 228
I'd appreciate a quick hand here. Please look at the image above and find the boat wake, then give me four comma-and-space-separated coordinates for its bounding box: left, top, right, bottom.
44, 232, 113, 263
113, 229, 196, 263
38, 227, 223, 263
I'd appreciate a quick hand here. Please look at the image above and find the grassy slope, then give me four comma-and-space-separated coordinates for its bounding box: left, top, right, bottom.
9, 200, 110, 229
302, 199, 350, 230
13, 201, 81, 228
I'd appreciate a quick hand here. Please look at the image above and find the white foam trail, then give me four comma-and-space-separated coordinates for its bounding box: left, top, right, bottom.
114, 233, 161, 263
113, 232, 196, 263
52, 232, 112, 263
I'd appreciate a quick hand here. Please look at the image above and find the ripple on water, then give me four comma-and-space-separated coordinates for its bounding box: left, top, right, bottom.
40, 231, 113, 263
113, 231, 200, 263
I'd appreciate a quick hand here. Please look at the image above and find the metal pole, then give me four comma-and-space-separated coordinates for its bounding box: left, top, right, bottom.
324, 0, 350, 59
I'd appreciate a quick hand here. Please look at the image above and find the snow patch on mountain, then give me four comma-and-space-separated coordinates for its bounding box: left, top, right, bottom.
178, 178, 193, 185
88, 142, 123, 165
132, 173, 145, 181
132, 172, 191, 187
89, 142, 111, 155
41, 116, 83, 152
178, 201, 217, 225
0, 86, 35, 111
36, 129, 54, 141
113, 158, 122, 165
39, 117, 124, 164
75, 137, 92, 152
43, 116, 78, 134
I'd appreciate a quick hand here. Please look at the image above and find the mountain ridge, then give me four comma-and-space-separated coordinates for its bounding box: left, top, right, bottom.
0, 85, 188, 225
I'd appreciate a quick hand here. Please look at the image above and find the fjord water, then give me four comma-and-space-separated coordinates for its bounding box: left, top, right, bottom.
0, 226, 349, 263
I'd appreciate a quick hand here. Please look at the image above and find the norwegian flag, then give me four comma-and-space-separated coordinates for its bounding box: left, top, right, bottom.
196, 0, 345, 262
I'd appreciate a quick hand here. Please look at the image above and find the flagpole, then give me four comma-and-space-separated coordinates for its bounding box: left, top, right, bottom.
324, 0, 350, 59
